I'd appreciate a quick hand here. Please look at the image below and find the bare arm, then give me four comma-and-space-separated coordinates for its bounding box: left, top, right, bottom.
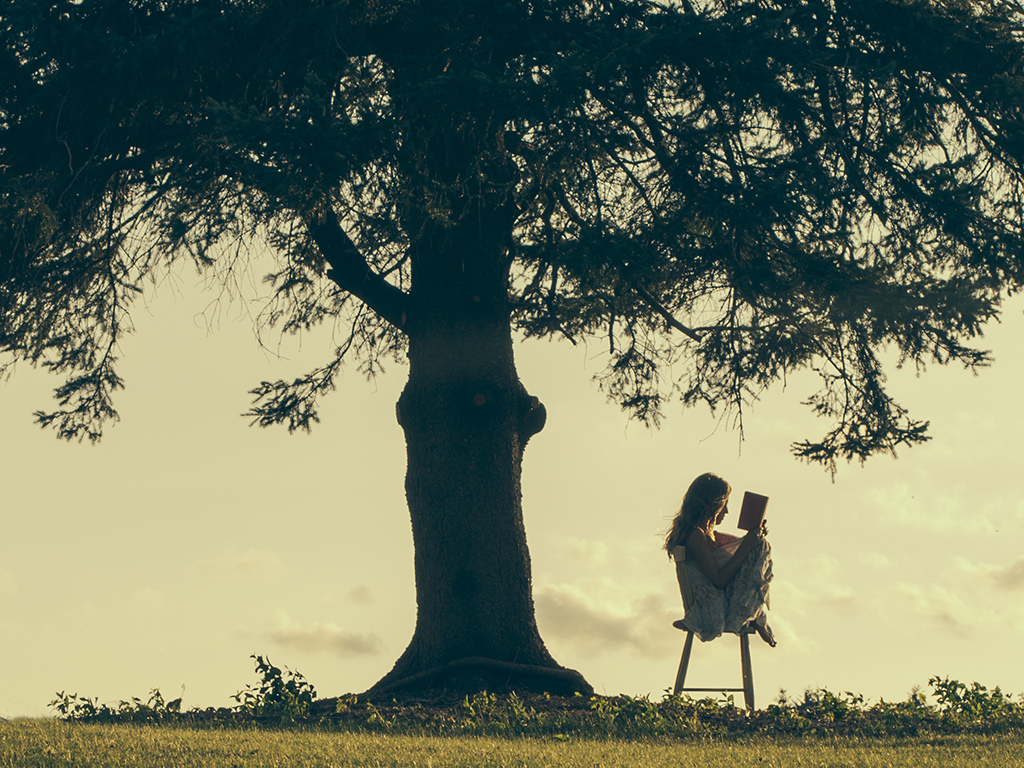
712, 531, 741, 545
686, 527, 762, 588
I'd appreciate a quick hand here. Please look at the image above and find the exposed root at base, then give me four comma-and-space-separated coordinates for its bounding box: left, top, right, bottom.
367, 656, 594, 697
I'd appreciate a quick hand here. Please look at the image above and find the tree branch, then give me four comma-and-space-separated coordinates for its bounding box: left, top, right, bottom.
627, 281, 704, 342
304, 210, 410, 332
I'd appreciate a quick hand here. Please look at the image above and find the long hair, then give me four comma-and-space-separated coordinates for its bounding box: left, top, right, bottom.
664, 473, 731, 554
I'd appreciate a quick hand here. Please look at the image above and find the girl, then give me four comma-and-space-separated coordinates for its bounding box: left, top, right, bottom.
665, 472, 776, 646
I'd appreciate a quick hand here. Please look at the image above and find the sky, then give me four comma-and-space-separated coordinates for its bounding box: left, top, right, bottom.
2, 272, 1023, 719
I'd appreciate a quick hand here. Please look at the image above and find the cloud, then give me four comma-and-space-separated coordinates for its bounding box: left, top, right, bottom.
760, 613, 814, 654
562, 539, 610, 567
957, 556, 1024, 592
1010, 499, 1024, 532
892, 584, 972, 638
864, 481, 1010, 537
535, 585, 678, 659
858, 551, 892, 570
199, 549, 283, 578
988, 558, 1024, 591
346, 585, 374, 605
267, 611, 383, 657
771, 555, 858, 617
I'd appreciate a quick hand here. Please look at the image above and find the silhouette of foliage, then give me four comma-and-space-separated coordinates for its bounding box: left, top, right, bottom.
49, 669, 1024, 738
231, 654, 318, 721
3, 0, 1023, 468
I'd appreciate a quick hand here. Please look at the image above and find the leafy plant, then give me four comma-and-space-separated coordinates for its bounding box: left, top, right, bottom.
795, 689, 866, 724
50, 663, 1024, 739
930, 676, 1019, 725
48, 688, 181, 721
48, 692, 104, 720
457, 691, 549, 734
231, 655, 317, 721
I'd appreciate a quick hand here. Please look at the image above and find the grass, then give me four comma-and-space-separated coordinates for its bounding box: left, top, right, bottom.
42, 665, 1024, 740
2, 720, 1023, 768
14, 663, 1024, 766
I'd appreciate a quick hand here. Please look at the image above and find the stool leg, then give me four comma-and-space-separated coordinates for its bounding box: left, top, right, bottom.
739, 631, 754, 710
673, 631, 695, 694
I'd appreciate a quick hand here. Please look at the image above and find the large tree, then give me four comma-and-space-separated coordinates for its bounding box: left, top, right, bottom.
3, 0, 1023, 694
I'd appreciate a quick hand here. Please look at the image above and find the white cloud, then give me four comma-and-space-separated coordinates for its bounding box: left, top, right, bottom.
267, 610, 383, 657
861, 481, 1021, 537
858, 551, 892, 570
198, 549, 283, 578
1010, 499, 1024, 532
988, 559, 1024, 591
866, 482, 984, 534
346, 585, 374, 604
535, 585, 678, 659
771, 555, 857, 618
892, 584, 972, 638
956, 556, 1024, 592
563, 539, 610, 567
761, 613, 814, 654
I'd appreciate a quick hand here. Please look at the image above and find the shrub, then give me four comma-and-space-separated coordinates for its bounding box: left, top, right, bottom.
231, 655, 317, 721
49, 665, 1024, 739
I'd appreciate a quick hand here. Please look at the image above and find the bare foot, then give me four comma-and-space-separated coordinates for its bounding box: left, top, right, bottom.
755, 620, 777, 647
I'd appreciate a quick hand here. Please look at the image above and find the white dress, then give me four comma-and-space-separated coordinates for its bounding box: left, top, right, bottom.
681, 536, 773, 642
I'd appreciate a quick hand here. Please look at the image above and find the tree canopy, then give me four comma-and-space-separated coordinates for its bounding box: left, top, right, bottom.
4, 0, 1024, 464
4, 0, 1024, 692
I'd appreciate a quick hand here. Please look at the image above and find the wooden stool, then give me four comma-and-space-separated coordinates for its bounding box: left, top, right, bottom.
672, 619, 755, 709
670, 545, 755, 710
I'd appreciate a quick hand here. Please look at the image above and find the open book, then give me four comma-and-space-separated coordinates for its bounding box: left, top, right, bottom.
737, 491, 769, 531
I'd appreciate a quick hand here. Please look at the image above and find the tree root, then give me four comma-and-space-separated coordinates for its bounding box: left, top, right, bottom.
367, 656, 593, 697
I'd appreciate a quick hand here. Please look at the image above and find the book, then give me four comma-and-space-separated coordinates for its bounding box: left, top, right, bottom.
737, 491, 769, 531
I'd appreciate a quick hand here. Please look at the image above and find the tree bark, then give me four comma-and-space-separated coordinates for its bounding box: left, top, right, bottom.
371, 330, 588, 695
356, 64, 592, 694
367, 180, 590, 695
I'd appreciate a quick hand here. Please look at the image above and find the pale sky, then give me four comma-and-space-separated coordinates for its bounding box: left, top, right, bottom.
2, 273, 1023, 719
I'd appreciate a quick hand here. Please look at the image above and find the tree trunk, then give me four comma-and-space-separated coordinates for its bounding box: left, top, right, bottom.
367, 188, 590, 696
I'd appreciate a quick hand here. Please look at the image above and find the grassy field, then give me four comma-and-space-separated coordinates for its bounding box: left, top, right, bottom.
3, 720, 1024, 768
14, 672, 1024, 766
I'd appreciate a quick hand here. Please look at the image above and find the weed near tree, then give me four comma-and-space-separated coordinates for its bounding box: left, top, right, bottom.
6, 661, 1022, 768
41, 657, 1024, 740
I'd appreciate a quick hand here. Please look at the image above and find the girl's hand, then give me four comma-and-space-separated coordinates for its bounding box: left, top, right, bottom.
745, 521, 768, 542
